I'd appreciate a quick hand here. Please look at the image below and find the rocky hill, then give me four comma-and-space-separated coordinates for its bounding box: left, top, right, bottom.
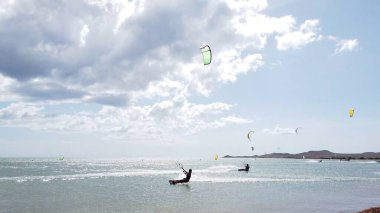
223, 150, 380, 160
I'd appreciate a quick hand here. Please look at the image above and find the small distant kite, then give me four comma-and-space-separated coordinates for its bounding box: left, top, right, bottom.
349, 108, 355, 118
295, 127, 302, 135
247, 130, 255, 151
200, 45, 212, 65
247, 130, 255, 141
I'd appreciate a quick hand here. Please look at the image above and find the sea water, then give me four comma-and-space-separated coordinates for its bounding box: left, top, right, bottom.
1, 158, 380, 213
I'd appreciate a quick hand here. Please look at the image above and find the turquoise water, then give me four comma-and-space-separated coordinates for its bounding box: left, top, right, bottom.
1, 158, 380, 212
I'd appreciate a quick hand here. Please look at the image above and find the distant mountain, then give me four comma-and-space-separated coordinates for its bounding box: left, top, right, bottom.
223, 150, 380, 160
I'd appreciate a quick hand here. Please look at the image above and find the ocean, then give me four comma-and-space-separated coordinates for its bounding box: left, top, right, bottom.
1, 158, 380, 213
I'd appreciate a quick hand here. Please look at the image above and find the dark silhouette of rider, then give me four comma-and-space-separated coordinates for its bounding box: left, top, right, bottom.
238, 164, 250, 172
171, 168, 192, 184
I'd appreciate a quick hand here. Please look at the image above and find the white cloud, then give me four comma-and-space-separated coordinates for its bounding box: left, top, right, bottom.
334, 39, 358, 55
276, 19, 321, 50
229, 2, 321, 52
262, 125, 296, 135
0, 96, 251, 140
132, 78, 185, 100
225, 0, 268, 13
0, 103, 43, 120
0, 0, 353, 141
0, 74, 18, 101
0, 0, 319, 105
111, 0, 146, 34
229, 1, 296, 50
175, 48, 264, 97
79, 24, 90, 47
221, 116, 251, 124
233, 14, 295, 37
0, 0, 14, 16
217, 50, 264, 83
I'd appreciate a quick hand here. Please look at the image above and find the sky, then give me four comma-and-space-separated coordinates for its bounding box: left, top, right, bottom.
0, 0, 379, 158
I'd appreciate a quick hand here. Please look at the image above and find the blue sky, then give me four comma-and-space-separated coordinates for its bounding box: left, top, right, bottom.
0, 0, 378, 157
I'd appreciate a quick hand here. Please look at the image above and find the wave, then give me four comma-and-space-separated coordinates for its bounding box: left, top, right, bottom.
0, 164, 243, 183
3, 172, 380, 183
357, 161, 378, 164
306, 160, 320, 163
196, 164, 240, 173
191, 175, 380, 183
0, 169, 180, 183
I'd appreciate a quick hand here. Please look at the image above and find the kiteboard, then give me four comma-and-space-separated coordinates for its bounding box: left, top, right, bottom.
169, 180, 176, 185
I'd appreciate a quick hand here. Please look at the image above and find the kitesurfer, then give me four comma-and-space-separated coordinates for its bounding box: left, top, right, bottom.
238, 164, 250, 172
169, 168, 192, 185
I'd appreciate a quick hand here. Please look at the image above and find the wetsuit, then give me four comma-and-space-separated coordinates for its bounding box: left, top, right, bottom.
238, 164, 250, 172
171, 169, 192, 184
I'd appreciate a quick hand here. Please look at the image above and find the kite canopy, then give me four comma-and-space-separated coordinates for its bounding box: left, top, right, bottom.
349, 108, 355, 118
200, 45, 212, 65
247, 131, 254, 141
295, 127, 301, 135
247, 130, 255, 151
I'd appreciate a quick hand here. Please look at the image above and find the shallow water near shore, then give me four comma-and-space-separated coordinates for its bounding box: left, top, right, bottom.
1, 158, 380, 213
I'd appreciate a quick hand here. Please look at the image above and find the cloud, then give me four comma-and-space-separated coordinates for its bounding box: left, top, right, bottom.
0, 74, 18, 102
79, 24, 89, 47
216, 50, 264, 83
111, 0, 146, 34
225, 0, 268, 13
0, 96, 251, 140
85, 93, 129, 107
334, 39, 358, 55
0, 103, 43, 120
229, 0, 296, 50
0, 0, 318, 103
233, 14, 295, 38
262, 125, 296, 135
221, 116, 251, 124
0, 0, 264, 139
276, 19, 321, 50
11, 79, 88, 102
177, 49, 264, 96
131, 78, 185, 100
0, 0, 353, 140
228, 3, 321, 52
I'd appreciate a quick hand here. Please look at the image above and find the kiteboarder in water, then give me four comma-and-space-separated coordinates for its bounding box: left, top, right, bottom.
238, 164, 250, 172
169, 168, 192, 185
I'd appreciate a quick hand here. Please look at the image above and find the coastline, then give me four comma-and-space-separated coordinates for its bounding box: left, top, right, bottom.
223, 150, 380, 161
